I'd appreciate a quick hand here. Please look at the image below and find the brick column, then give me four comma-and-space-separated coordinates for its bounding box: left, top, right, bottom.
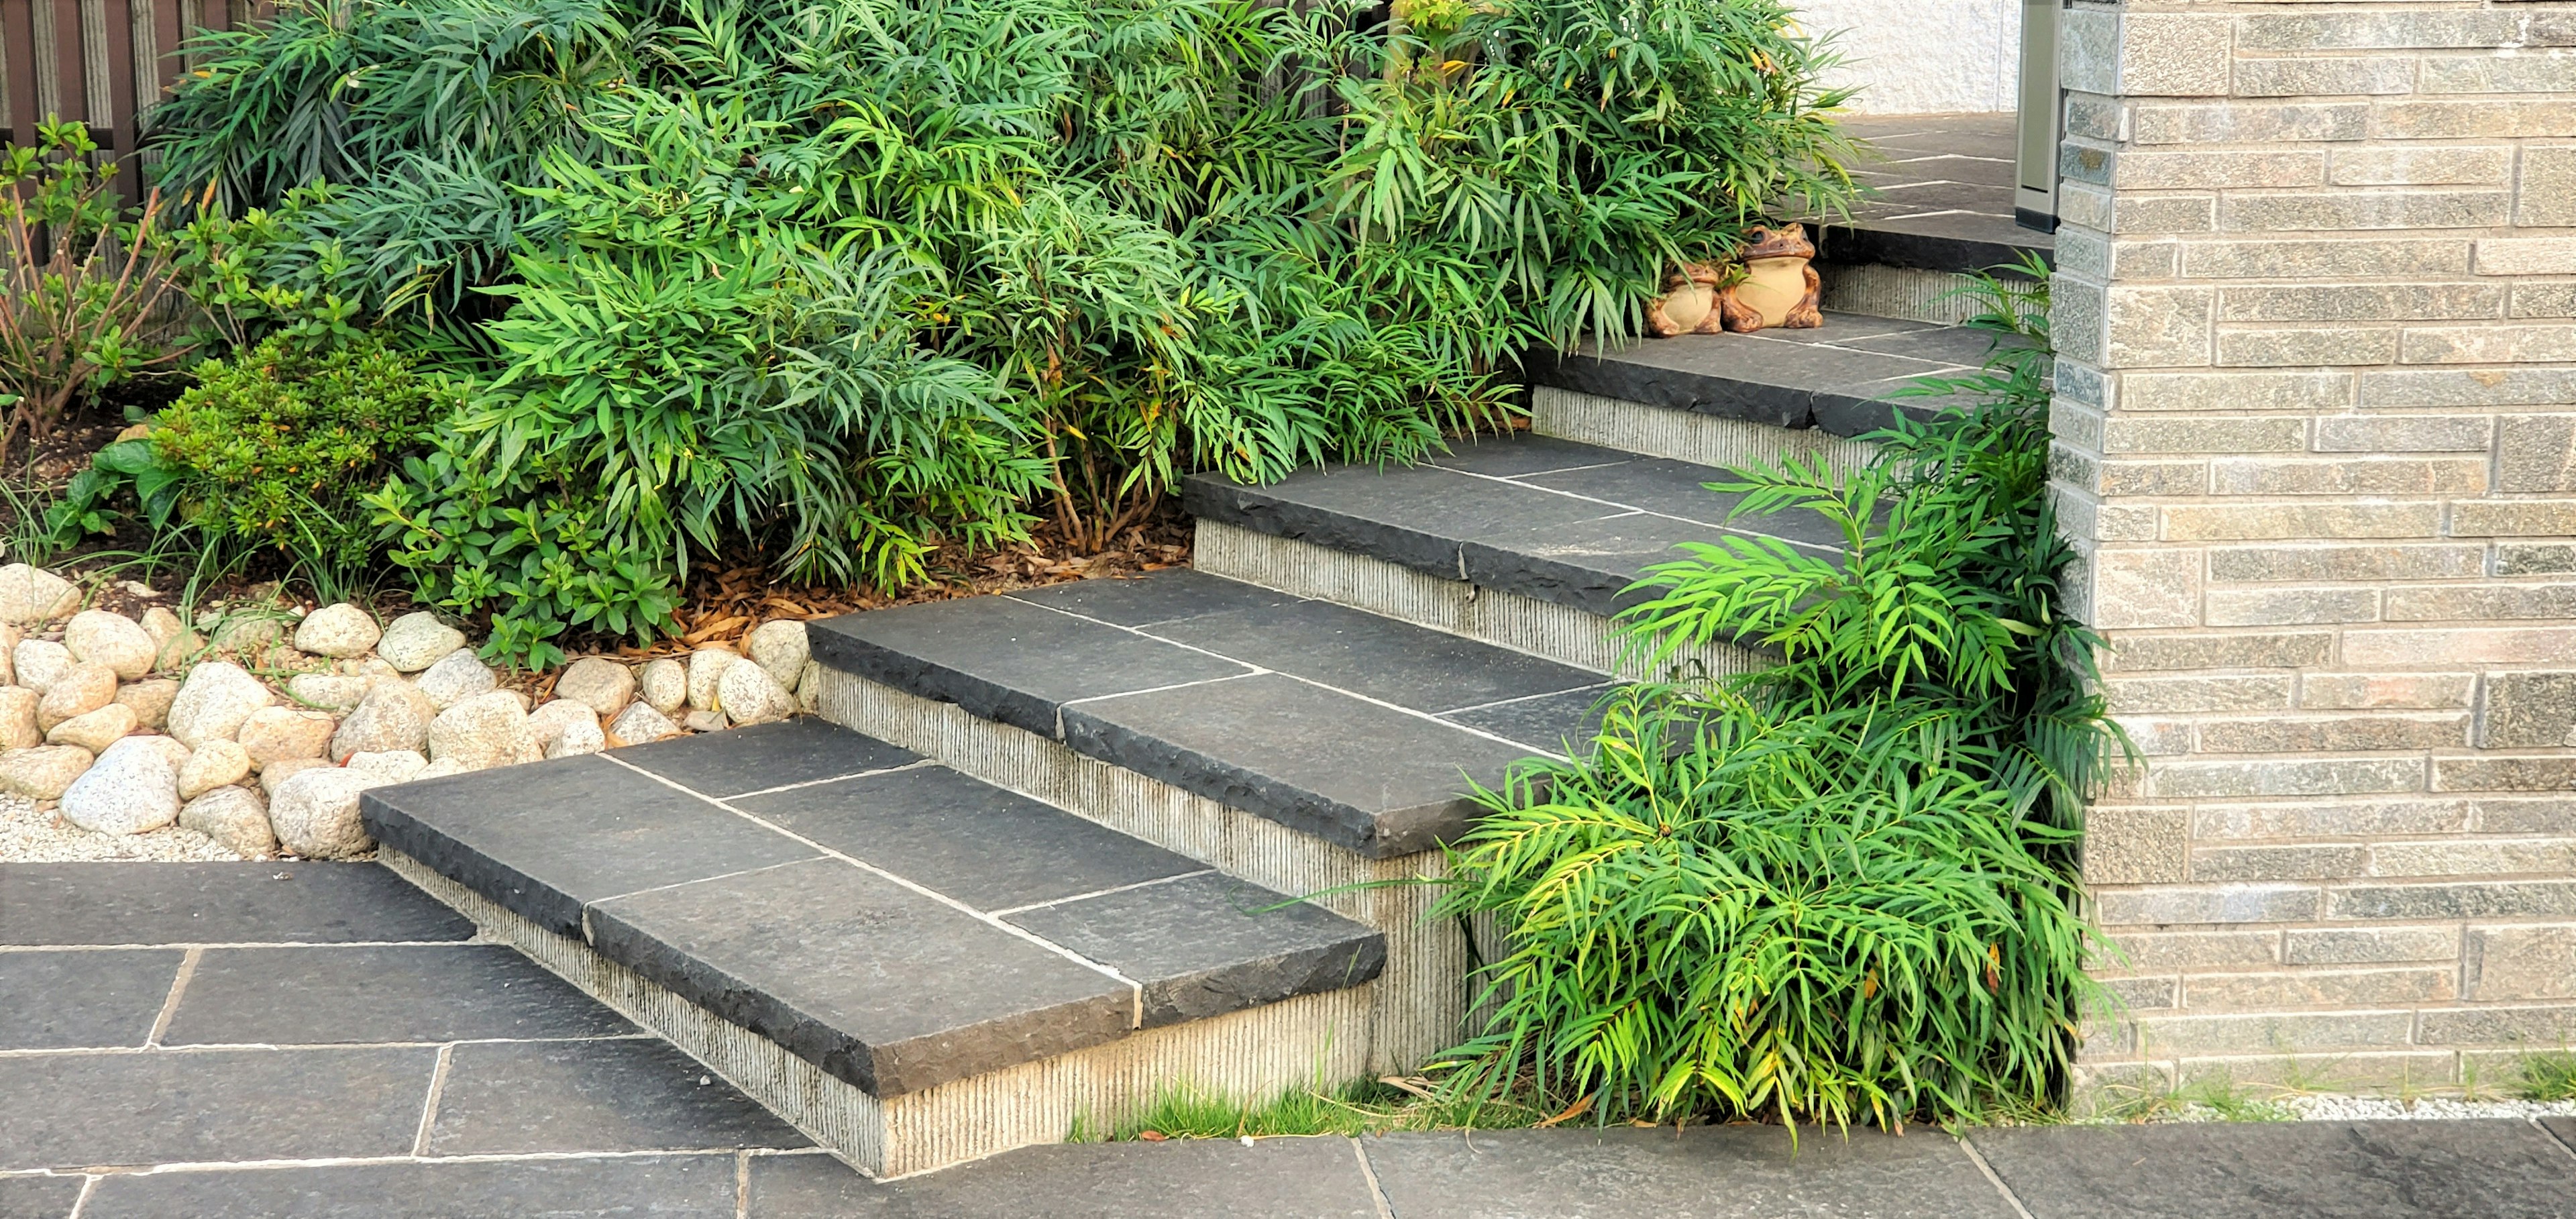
2050, 0, 2576, 1092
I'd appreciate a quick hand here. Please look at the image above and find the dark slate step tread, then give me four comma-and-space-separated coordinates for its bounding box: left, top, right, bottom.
1529, 311, 2017, 438
361, 721, 1383, 1100
1183, 432, 1844, 621
810, 572, 1617, 857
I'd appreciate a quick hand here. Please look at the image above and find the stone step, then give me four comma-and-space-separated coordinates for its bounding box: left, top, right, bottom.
361, 719, 1384, 1179
1183, 432, 1841, 676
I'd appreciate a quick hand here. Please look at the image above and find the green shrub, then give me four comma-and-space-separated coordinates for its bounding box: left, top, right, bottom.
2521, 1050, 2576, 1102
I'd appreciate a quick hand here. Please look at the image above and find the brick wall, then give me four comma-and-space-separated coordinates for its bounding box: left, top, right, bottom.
2049, 0, 2576, 1093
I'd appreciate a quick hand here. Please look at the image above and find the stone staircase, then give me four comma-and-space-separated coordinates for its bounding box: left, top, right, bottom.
358, 121, 2049, 1181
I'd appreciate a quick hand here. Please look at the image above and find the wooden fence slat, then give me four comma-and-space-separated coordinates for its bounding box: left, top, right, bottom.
46, 0, 80, 123
152, 0, 180, 95
200, 0, 225, 34
102, 0, 135, 156
4, 0, 40, 147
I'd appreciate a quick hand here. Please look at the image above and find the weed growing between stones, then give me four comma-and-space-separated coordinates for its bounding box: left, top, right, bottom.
1069, 1079, 1550, 1142
2520, 1051, 2576, 1102
1428, 266, 2129, 1132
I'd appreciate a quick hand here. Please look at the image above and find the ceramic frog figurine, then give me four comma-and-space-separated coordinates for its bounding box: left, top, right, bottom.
1643, 262, 1724, 337
1715, 223, 1823, 333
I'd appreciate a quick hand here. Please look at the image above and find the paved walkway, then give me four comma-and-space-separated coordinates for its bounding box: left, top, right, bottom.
2, 863, 2571, 1218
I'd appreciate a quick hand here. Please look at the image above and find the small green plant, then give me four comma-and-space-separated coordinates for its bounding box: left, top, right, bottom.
2518, 1050, 2576, 1102
1072, 1079, 1550, 1142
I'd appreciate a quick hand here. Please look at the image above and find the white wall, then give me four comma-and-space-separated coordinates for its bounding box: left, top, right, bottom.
1792, 0, 2021, 115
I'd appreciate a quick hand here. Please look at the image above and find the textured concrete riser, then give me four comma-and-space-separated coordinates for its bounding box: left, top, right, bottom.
1531, 386, 1883, 477
383, 851, 1373, 1179
809, 668, 1468, 1077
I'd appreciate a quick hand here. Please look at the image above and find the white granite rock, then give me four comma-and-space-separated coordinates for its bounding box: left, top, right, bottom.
46, 702, 137, 753
115, 678, 180, 731
286, 672, 371, 712
682, 708, 727, 733
236, 705, 338, 769
260, 755, 333, 797
745, 620, 810, 691
686, 648, 739, 712
292, 603, 382, 659
527, 700, 599, 753
716, 660, 792, 727
268, 767, 381, 859
551, 657, 635, 720
59, 737, 180, 835
416, 648, 498, 711
0, 743, 91, 799
0, 623, 17, 686
0, 686, 39, 749
639, 658, 688, 715
415, 757, 474, 781
345, 749, 428, 785
12, 639, 69, 694
180, 784, 276, 858
331, 679, 438, 762
427, 690, 539, 772
377, 612, 467, 672
64, 609, 157, 679
178, 739, 254, 800
0, 564, 78, 625
544, 716, 605, 759
607, 701, 682, 745
209, 615, 284, 653
168, 661, 276, 749
35, 662, 116, 733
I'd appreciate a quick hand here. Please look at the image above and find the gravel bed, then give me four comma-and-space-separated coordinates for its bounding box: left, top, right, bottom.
2281, 1094, 2576, 1122
0, 789, 244, 861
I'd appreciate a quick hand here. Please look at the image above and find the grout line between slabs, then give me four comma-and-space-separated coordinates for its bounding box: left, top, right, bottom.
600, 754, 1150, 1026
410, 1043, 455, 1157
735, 1149, 753, 1219
1955, 1134, 2038, 1219
142, 947, 200, 1048
590, 855, 830, 910
1350, 1136, 1398, 1219
712, 756, 939, 802
66, 1174, 97, 1219
0, 1032, 660, 1059
0, 939, 475, 953
1436, 682, 1617, 719
987, 869, 1217, 918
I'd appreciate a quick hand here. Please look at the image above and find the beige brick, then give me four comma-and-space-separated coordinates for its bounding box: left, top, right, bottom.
2086, 805, 2190, 886
2203, 588, 2381, 627
2113, 13, 2235, 97
2105, 674, 2294, 714
2209, 544, 2485, 584
2516, 144, 2576, 228
2109, 930, 2283, 971
2284, 926, 2463, 966
2344, 627, 2576, 666
2190, 844, 2367, 883
2360, 368, 2576, 409
2422, 54, 2576, 95
2384, 584, 2576, 621
2194, 799, 2471, 841
2448, 499, 2576, 537
2475, 236, 2576, 276
2118, 717, 2200, 757
2311, 414, 2491, 453
2329, 146, 2516, 188
2481, 670, 2576, 749
2216, 282, 2502, 324
2132, 1011, 2414, 1055
2219, 190, 2509, 233
2208, 457, 2480, 497
2374, 99, 2576, 141
2104, 417, 2307, 455
2131, 103, 2363, 147
2100, 631, 2335, 672
2118, 370, 2351, 413
2111, 150, 2326, 191
2106, 286, 2215, 367
2434, 754, 2576, 793
2172, 1051, 2459, 1092
2162, 502, 2440, 541
2235, 56, 2416, 99
2398, 325, 2576, 364
2183, 239, 2471, 280
2094, 883, 2324, 927
2086, 547, 2204, 630
2299, 672, 2478, 711
2417, 1004, 2576, 1045
2147, 757, 2424, 800
2196, 713, 2466, 753
2102, 458, 2209, 496
2370, 839, 2576, 878
2182, 967, 2453, 1011
2235, 11, 2518, 52
2476, 796, 2576, 835
2497, 415, 2576, 492
2508, 282, 2576, 319
2214, 327, 2400, 368
2464, 925, 2576, 1001
2327, 878, 2576, 918
2499, 543, 2576, 576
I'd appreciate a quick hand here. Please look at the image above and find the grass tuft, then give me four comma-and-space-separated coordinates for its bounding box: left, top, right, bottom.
2518, 1051, 2576, 1102
1076, 1080, 1552, 1143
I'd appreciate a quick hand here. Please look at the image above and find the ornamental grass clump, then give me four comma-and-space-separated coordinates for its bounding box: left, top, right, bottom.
1435, 272, 2124, 1130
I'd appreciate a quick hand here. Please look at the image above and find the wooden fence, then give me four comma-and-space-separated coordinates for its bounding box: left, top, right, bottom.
0, 0, 266, 159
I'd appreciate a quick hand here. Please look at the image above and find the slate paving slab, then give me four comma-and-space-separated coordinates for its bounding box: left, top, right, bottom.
0, 862, 471, 946
0, 1174, 83, 1219
78, 1154, 744, 1218
2544, 1115, 2575, 1155
0, 1045, 437, 1170
425, 1037, 810, 1156
746, 1138, 1383, 1218
612, 714, 922, 798
1362, 1126, 2022, 1219
158, 943, 635, 1047
0, 949, 182, 1049
1970, 1120, 2576, 1219
1146, 598, 1603, 717
1001, 872, 1387, 1026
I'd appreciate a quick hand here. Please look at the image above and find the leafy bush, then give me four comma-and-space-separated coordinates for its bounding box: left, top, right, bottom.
0, 119, 194, 451
1435, 274, 2122, 1129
